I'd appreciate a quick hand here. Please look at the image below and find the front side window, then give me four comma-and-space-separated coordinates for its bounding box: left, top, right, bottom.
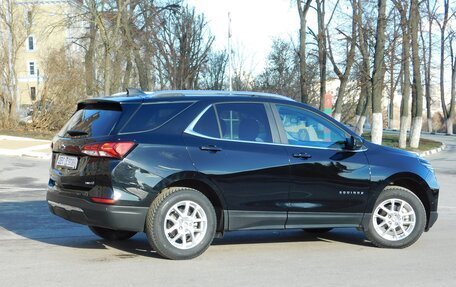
191, 102, 273, 143
276, 104, 347, 148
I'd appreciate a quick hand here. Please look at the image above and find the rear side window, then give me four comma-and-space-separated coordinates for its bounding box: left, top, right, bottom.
216, 103, 272, 143
58, 108, 121, 138
190, 102, 273, 143
121, 102, 191, 133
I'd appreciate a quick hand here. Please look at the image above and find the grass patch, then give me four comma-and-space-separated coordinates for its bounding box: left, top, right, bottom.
362, 133, 442, 152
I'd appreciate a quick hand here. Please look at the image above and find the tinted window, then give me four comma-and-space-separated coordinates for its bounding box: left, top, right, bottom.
276, 104, 346, 148
58, 108, 121, 138
193, 106, 220, 138
215, 103, 272, 143
122, 102, 191, 133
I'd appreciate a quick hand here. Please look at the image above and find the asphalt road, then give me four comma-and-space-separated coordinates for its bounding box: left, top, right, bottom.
1, 134, 455, 287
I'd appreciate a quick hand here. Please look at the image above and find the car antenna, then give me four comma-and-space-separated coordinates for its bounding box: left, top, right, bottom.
126, 88, 145, 97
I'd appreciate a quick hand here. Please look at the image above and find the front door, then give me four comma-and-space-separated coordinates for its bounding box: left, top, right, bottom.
272, 104, 371, 228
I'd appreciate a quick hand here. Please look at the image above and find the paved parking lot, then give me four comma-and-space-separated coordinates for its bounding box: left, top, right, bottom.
0, 134, 455, 286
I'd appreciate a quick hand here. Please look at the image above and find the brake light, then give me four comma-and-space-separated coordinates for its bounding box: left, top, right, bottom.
81, 142, 136, 158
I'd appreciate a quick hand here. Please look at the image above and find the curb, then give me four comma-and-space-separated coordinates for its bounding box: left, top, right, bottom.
417, 143, 446, 157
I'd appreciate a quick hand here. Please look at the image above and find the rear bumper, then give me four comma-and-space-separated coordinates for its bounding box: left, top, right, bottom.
46, 189, 148, 232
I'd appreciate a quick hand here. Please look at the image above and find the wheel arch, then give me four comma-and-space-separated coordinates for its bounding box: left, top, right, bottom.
160, 174, 228, 234
365, 172, 432, 230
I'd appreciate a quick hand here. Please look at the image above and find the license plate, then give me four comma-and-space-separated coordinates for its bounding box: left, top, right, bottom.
56, 155, 78, 169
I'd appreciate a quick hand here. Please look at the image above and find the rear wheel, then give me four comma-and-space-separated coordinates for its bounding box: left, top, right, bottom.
145, 187, 216, 260
89, 226, 137, 241
365, 186, 426, 248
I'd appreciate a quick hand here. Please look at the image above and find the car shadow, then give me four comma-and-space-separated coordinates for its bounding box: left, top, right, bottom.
0, 200, 373, 259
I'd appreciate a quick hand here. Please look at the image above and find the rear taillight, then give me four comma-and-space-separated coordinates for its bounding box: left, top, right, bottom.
81, 142, 136, 159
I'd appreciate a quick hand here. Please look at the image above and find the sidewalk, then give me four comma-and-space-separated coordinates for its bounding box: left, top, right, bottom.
0, 135, 51, 160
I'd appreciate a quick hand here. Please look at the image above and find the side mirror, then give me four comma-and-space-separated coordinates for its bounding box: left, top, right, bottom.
345, 135, 364, 150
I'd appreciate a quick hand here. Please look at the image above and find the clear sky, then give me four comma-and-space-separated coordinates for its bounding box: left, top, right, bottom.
186, 0, 303, 74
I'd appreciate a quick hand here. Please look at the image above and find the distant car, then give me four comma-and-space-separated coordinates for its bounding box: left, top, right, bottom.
47, 90, 439, 260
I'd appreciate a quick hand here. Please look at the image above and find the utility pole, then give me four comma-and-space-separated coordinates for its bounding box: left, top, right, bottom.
228, 12, 232, 92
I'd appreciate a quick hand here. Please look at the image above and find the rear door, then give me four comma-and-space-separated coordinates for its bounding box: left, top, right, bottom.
271, 104, 371, 228
184, 102, 290, 230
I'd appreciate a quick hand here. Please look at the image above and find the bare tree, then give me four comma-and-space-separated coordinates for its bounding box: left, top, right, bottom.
436, 0, 454, 134
420, 0, 438, 133
0, 1, 35, 126
385, 9, 401, 130
370, 0, 387, 145
353, 0, 372, 136
315, 0, 327, 111
409, 0, 424, 148
296, 0, 312, 103
256, 39, 299, 98
328, 0, 357, 122
448, 32, 456, 134
393, 0, 411, 148
199, 50, 228, 90
153, 6, 214, 89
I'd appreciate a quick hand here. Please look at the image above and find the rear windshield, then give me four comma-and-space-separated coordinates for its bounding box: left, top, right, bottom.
58, 108, 121, 138
121, 102, 192, 133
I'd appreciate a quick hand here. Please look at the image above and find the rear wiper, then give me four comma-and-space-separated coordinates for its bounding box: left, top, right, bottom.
66, 129, 88, 137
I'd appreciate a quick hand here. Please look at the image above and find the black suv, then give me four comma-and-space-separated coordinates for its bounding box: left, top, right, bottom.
47, 90, 439, 259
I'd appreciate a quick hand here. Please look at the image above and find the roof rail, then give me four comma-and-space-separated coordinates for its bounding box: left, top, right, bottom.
126, 88, 145, 97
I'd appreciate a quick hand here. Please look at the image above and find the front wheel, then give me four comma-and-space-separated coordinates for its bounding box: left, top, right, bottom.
145, 187, 216, 260
365, 186, 426, 248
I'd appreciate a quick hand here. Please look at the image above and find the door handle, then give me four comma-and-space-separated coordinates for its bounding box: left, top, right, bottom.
292, 152, 312, 159
200, 145, 222, 152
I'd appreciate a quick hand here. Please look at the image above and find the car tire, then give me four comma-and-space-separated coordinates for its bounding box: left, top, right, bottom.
88, 226, 137, 241
303, 228, 333, 234
365, 186, 426, 248
145, 187, 216, 260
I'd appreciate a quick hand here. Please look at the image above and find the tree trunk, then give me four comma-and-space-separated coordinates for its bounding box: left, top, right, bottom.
371, 0, 387, 145
297, 0, 312, 103
409, 0, 423, 149
396, 1, 411, 149
316, 0, 326, 111
103, 45, 111, 96
439, 0, 449, 121
84, 19, 96, 97
330, 0, 357, 122
448, 43, 456, 135
123, 56, 132, 90
134, 49, 150, 90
